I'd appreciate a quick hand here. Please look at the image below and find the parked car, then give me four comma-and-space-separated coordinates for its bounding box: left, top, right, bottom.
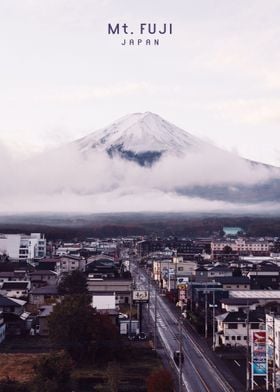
118, 312, 129, 320
137, 332, 147, 341
173, 350, 184, 366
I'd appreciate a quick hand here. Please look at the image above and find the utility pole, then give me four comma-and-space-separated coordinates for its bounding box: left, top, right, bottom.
246, 303, 250, 392
129, 289, 133, 334
205, 284, 208, 339
154, 286, 158, 350
147, 274, 151, 327
179, 316, 183, 392
212, 290, 216, 351
273, 314, 276, 392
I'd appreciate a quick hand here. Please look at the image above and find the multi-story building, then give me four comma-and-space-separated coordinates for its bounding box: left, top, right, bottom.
216, 309, 265, 348
0, 233, 46, 261
211, 238, 274, 258
56, 255, 86, 274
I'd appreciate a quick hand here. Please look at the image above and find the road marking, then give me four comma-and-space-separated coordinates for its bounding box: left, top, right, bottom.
234, 360, 241, 367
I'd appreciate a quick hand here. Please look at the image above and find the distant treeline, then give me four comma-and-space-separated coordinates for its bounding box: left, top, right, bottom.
0, 214, 279, 240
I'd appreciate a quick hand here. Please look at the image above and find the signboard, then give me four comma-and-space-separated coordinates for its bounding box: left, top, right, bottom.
251, 331, 267, 377
266, 314, 274, 361
178, 285, 186, 301
133, 290, 149, 303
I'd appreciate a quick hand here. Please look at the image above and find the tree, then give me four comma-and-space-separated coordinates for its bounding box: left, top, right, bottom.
48, 294, 121, 363
146, 369, 174, 392
223, 245, 232, 254
48, 295, 96, 361
31, 353, 73, 392
58, 270, 88, 295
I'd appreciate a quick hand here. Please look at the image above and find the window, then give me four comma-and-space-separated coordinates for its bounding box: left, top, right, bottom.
237, 336, 241, 341
232, 336, 236, 340
178, 267, 183, 271
228, 323, 238, 329
244, 336, 247, 340
225, 336, 229, 340
251, 323, 259, 329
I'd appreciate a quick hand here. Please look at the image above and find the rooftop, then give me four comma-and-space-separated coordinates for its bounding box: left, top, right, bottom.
230, 290, 280, 300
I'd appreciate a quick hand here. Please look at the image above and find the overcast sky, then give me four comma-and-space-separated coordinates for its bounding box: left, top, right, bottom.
0, 0, 280, 166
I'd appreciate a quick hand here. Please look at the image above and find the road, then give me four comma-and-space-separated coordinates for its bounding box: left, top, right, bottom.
131, 261, 242, 392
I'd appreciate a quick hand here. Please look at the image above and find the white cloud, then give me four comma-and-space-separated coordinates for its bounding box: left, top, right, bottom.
0, 142, 278, 213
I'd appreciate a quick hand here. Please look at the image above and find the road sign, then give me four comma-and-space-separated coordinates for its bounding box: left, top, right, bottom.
133, 290, 149, 303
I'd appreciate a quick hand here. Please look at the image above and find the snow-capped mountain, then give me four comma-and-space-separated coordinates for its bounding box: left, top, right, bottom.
75, 112, 211, 166
5, 111, 279, 214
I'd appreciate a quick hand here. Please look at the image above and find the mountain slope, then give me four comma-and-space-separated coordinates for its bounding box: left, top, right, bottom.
75, 112, 212, 166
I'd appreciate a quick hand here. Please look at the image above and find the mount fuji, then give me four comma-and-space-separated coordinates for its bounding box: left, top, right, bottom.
71, 112, 280, 206
75, 112, 214, 166
2, 112, 280, 214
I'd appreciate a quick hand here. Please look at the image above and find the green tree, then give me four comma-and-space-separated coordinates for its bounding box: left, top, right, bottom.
48, 294, 121, 363
48, 295, 96, 361
31, 353, 73, 392
58, 269, 88, 295
146, 368, 174, 392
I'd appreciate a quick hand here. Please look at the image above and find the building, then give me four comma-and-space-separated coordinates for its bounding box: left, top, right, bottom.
0, 233, 46, 261
36, 305, 54, 336
29, 270, 58, 289
223, 227, 244, 237
29, 286, 60, 307
87, 278, 132, 305
56, 255, 86, 274
266, 314, 280, 368
247, 262, 280, 290
0, 281, 30, 299
213, 276, 250, 291
211, 238, 274, 259
216, 309, 265, 348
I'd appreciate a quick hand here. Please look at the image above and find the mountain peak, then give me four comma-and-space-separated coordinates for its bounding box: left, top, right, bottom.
76, 112, 203, 166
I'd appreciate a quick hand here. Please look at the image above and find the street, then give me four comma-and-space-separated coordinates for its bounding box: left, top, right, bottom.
131, 261, 244, 392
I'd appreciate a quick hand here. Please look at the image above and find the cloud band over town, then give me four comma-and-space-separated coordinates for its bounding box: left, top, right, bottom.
1, 112, 279, 214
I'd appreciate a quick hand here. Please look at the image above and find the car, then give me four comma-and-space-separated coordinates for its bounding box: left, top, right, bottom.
118, 312, 129, 320
173, 350, 184, 366
137, 332, 147, 341
127, 333, 137, 341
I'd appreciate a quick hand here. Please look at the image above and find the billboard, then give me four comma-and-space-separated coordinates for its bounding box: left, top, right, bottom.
266, 314, 274, 361
132, 290, 149, 303
251, 331, 267, 377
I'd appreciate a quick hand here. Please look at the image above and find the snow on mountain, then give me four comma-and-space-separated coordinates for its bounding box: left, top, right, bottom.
75, 112, 210, 166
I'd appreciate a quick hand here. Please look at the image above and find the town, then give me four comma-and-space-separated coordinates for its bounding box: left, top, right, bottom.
0, 226, 279, 391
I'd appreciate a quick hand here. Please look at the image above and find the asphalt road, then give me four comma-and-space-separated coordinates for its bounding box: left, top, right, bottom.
131, 261, 242, 392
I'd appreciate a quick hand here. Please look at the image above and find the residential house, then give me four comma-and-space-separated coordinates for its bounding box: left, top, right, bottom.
87, 278, 133, 305
247, 262, 280, 290
56, 255, 86, 274
36, 305, 54, 336
29, 286, 60, 307
0, 281, 30, 299
29, 270, 58, 289
216, 309, 265, 348
213, 276, 250, 291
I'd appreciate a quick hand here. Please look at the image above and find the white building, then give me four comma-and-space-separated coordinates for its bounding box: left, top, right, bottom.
216, 310, 265, 348
266, 314, 280, 368
0, 233, 46, 261
211, 238, 273, 257
56, 255, 86, 274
